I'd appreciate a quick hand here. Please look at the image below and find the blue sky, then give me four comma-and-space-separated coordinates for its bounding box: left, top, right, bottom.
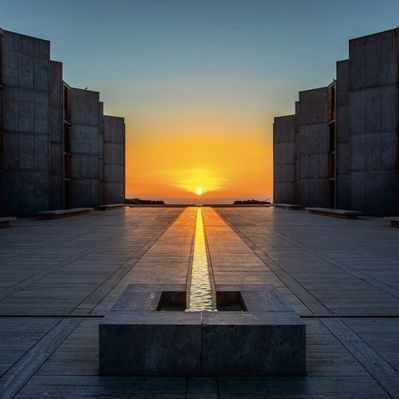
2, 0, 399, 118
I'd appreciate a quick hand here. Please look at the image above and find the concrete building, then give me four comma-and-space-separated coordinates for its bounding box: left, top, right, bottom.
273, 27, 399, 215
0, 28, 125, 216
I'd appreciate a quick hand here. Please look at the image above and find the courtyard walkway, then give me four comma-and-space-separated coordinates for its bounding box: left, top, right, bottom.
0, 206, 399, 398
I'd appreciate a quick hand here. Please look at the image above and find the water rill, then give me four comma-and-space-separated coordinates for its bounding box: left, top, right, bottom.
187, 207, 215, 312
99, 207, 306, 376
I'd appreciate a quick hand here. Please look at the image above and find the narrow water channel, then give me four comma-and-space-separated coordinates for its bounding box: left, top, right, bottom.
187, 207, 215, 312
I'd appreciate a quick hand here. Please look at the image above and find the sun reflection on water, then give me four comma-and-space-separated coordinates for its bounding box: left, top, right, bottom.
187, 208, 214, 312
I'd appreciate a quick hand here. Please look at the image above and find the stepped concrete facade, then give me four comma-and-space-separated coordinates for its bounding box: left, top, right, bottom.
273, 28, 399, 215
0, 28, 125, 216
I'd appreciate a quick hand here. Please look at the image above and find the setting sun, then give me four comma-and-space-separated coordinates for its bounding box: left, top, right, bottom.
196, 187, 203, 196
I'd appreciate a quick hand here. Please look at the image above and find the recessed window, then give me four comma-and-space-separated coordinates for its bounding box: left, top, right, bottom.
63, 85, 71, 123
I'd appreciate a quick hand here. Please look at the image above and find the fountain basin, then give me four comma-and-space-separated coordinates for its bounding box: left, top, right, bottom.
99, 283, 306, 376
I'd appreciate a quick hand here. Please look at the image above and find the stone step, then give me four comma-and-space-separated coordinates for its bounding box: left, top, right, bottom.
38, 208, 93, 219
0, 217, 17, 228
274, 203, 302, 210
96, 204, 126, 211
384, 217, 399, 228
306, 207, 362, 219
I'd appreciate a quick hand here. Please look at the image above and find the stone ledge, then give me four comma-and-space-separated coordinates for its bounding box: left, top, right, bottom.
0, 217, 17, 228
38, 208, 93, 219
274, 203, 302, 210
384, 217, 399, 227
96, 204, 126, 211
306, 207, 362, 219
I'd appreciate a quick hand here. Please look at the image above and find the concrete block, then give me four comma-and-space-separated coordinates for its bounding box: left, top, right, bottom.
274, 164, 295, 183
298, 178, 331, 208
298, 154, 329, 179
99, 284, 306, 377
351, 133, 398, 170
39, 207, 93, 219
2, 134, 19, 169
349, 28, 398, 90
99, 311, 202, 376
34, 58, 49, 91
71, 88, 100, 126
336, 60, 349, 107
3, 89, 19, 131
306, 207, 361, 219
336, 105, 350, 143
274, 142, 295, 165
33, 92, 49, 133
336, 174, 351, 210
297, 87, 328, 125
33, 135, 48, 171
273, 115, 297, 205
273, 115, 296, 143
103, 183, 125, 204
273, 182, 296, 204
202, 311, 305, 376
18, 135, 34, 169
350, 87, 396, 135
104, 165, 124, 183
351, 170, 399, 215
18, 52, 34, 88
336, 142, 351, 175
297, 125, 329, 155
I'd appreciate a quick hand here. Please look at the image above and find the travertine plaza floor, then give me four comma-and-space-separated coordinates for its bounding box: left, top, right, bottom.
0, 206, 399, 398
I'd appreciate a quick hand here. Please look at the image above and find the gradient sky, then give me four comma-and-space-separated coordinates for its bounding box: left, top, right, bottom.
2, 0, 399, 202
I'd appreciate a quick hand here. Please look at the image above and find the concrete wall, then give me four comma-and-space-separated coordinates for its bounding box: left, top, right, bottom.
69, 88, 102, 208
348, 29, 399, 215
103, 115, 125, 204
273, 115, 296, 204
272, 28, 399, 214
296, 87, 331, 207
0, 30, 52, 215
0, 28, 126, 215
336, 60, 351, 209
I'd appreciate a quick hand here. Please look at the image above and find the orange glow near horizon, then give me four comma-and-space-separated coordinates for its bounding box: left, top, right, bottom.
123, 84, 275, 203
126, 134, 273, 203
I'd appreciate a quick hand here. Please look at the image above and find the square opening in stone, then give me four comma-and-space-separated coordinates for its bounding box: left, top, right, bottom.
216, 291, 247, 311
156, 291, 186, 311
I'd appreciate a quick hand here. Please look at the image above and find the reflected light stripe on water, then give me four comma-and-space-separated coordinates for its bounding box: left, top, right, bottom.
187, 207, 215, 312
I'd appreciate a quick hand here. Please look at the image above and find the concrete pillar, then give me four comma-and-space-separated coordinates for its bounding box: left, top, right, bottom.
69, 88, 103, 208
347, 28, 399, 215
103, 115, 125, 204
0, 30, 52, 215
296, 87, 331, 208
273, 115, 296, 204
